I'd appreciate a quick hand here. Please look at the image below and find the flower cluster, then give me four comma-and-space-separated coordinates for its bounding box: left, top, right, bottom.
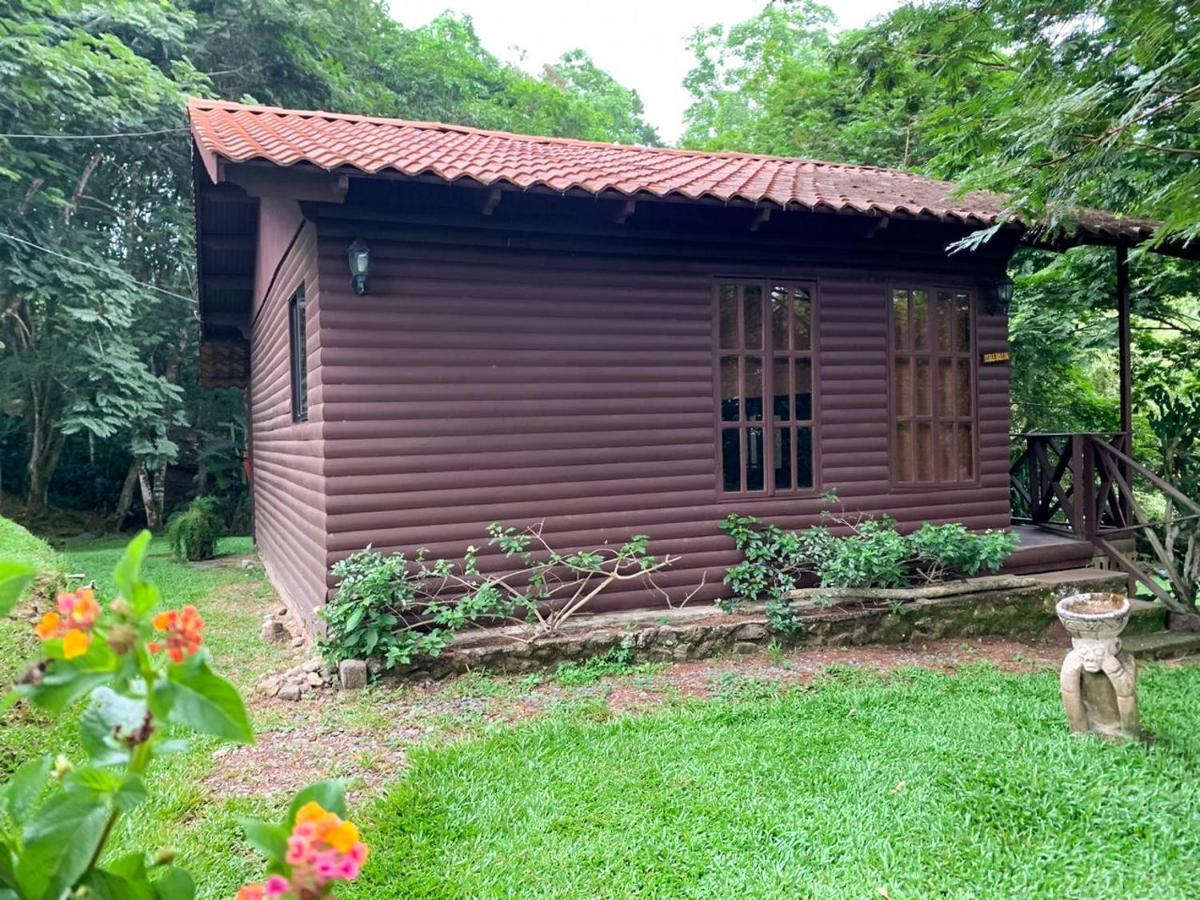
149, 605, 204, 663
35, 587, 100, 659
237, 802, 368, 899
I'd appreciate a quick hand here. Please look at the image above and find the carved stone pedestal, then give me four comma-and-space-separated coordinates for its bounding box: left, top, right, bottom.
1056, 593, 1140, 742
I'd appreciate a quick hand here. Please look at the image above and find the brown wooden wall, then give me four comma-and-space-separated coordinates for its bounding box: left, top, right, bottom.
288, 186, 1014, 615
249, 214, 328, 628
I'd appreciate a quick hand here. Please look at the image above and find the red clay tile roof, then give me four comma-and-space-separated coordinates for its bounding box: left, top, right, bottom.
188, 98, 1161, 244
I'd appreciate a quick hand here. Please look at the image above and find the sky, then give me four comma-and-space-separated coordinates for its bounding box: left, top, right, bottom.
388, 0, 904, 143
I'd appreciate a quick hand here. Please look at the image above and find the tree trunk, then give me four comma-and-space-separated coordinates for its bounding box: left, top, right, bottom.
26, 426, 65, 515
110, 458, 141, 530
138, 460, 167, 531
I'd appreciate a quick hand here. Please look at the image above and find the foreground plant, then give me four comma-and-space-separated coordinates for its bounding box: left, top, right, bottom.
0, 533, 368, 898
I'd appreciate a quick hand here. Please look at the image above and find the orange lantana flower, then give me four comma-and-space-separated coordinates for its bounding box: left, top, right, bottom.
149, 605, 204, 663
35, 588, 101, 659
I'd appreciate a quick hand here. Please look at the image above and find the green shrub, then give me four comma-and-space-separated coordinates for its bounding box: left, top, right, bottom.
165, 495, 225, 561
321, 524, 682, 671
719, 514, 1019, 615
909, 522, 1019, 582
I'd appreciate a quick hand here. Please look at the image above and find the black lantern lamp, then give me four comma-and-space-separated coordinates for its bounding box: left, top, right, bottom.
347, 238, 371, 296
986, 275, 1014, 316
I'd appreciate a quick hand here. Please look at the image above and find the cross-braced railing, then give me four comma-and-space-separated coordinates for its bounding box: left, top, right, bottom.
1011, 432, 1200, 613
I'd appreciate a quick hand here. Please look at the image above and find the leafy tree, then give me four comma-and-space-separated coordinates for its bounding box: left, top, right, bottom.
0, 0, 658, 523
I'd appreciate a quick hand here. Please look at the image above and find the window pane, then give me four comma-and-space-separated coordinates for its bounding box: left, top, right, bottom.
290, 286, 308, 422
745, 356, 764, 421
743, 285, 762, 349
774, 427, 792, 490
936, 291, 953, 351
773, 358, 791, 421
911, 290, 929, 350
797, 427, 813, 488
746, 427, 765, 491
956, 359, 972, 416
718, 284, 739, 349
792, 287, 812, 350
957, 423, 974, 479
720, 356, 739, 422
955, 292, 971, 352
938, 424, 956, 482
795, 359, 812, 421
770, 287, 790, 350
915, 359, 932, 417
938, 359, 954, 418
916, 422, 934, 481
895, 422, 914, 482
896, 358, 913, 417
892, 290, 909, 350
721, 429, 742, 492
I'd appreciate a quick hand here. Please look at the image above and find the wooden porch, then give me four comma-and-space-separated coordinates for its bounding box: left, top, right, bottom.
1009, 431, 1200, 612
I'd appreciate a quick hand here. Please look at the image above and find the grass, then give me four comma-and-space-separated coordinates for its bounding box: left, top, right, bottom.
353, 664, 1200, 899
5, 522, 1200, 897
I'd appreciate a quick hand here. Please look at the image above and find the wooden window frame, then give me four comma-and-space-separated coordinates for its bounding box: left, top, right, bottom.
887, 283, 979, 488
713, 278, 820, 498
288, 284, 308, 423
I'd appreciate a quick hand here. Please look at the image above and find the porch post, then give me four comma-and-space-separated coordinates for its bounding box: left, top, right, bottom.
1116, 245, 1132, 445
1116, 245, 1135, 594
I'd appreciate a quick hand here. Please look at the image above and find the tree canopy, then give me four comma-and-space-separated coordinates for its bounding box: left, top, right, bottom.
0, 0, 659, 523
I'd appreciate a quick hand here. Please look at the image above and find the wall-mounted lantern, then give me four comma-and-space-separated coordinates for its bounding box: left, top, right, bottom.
347, 238, 371, 296
986, 275, 1014, 316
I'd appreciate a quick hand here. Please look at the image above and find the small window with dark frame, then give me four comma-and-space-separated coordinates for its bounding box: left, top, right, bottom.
891, 287, 974, 484
717, 280, 816, 495
288, 284, 308, 422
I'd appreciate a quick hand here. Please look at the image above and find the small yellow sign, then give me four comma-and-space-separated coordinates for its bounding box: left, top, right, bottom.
981, 351, 1010, 365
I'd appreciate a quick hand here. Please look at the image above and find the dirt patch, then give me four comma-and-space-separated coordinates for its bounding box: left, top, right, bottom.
204, 635, 1071, 800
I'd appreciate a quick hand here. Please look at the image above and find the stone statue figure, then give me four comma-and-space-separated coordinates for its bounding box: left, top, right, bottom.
1056, 593, 1141, 742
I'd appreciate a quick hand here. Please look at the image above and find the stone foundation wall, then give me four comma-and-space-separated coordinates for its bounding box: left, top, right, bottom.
389, 570, 1127, 682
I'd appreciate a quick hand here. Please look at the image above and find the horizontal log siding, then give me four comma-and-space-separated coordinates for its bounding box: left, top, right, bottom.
250, 220, 327, 627
312, 211, 1011, 612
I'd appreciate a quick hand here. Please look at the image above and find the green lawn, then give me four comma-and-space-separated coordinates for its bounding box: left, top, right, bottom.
4, 524, 1200, 898
353, 665, 1200, 899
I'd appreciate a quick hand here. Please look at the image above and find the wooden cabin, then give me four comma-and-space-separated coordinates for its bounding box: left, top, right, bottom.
188, 98, 1186, 629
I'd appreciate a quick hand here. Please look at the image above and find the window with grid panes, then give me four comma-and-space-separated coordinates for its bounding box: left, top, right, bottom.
890, 287, 975, 484
717, 281, 816, 495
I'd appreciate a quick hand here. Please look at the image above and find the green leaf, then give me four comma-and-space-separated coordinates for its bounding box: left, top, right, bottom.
0, 563, 36, 617
152, 867, 194, 900
239, 818, 288, 861
25, 662, 111, 714
113, 531, 152, 602
79, 866, 154, 900
286, 780, 347, 828
81, 687, 148, 767
63, 769, 146, 814
114, 776, 148, 814
1, 755, 51, 827
149, 657, 254, 744
17, 792, 111, 900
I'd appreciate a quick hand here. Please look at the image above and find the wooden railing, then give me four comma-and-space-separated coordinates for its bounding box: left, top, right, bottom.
1011, 432, 1200, 613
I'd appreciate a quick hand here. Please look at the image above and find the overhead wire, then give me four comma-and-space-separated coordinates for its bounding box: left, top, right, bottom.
0, 128, 189, 140
0, 230, 198, 304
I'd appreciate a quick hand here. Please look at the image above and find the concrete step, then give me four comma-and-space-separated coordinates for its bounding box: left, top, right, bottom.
1123, 631, 1200, 661
1125, 599, 1168, 635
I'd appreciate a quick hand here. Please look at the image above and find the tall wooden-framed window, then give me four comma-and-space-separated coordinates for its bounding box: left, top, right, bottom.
890, 287, 975, 484
288, 284, 308, 422
716, 280, 817, 495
